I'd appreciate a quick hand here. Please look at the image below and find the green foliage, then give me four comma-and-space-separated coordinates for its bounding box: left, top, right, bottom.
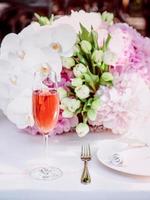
34, 13, 54, 26
63, 23, 114, 125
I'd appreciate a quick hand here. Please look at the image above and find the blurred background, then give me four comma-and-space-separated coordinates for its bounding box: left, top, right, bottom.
0, 0, 149, 42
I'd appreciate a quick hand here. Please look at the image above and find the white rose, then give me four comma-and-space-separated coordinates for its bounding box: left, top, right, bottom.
73, 64, 87, 77
71, 78, 83, 87
103, 51, 118, 65
76, 123, 89, 137
58, 87, 67, 100
67, 99, 81, 113
75, 85, 90, 99
62, 57, 75, 69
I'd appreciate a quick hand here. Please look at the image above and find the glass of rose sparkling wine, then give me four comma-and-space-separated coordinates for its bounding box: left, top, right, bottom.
30, 67, 63, 180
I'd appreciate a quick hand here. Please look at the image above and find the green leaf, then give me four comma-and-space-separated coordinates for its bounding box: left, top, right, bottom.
99, 62, 109, 72
91, 29, 99, 49
88, 70, 99, 85
87, 98, 93, 106
79, 23, 92, 43
102, 34, 111, 51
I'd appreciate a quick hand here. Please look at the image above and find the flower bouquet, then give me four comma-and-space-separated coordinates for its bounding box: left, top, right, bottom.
1, 10, 150, 140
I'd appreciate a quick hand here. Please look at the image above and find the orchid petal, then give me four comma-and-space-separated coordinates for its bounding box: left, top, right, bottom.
51, 24, 76, 53
0, 33, 19, 58
42, 49, 62, 81
6, 89, 33, 128
19, 22, 41, 39
32, 25, 53, 48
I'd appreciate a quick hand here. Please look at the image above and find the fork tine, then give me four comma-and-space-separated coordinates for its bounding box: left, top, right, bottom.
81, 144, 91, 159
86, 145, 89, 157
81, 145, 83, 157
88, 144, 91, 157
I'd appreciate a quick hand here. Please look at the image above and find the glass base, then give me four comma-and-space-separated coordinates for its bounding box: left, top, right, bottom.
29, 166, 63, 180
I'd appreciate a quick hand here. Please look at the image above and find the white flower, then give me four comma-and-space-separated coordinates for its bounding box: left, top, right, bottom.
108, 28, 126, 57
0, 24, 63, 81
62, 110, 74, 118
75, 85, 90, 99
62, 57, 75, 69
53, 10, 102, 33
76, 123, 89, 137
73, 64, 87, 77
67, 99, 81, 113
0, 22, 64, 128
103, 51, 118, 65
61, 97, 81, 113
6, 89, 34, 129
32, 23, 76, 57
58, 87, 67, 100
71, 78, 83, 87
97, 29, 108, 47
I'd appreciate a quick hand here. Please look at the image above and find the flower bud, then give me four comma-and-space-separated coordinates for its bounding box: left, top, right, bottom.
67, 99, 81, 113
75, 85, 90, 99
81, 40, 92, 54
76, 123, 89, 137
73, 63, 87, 77
71, 78, 83, 87
92, 50, 103, 64
58, 87, 67, 100
102, 11, 114, 25
62, 57, 75, 69
62, 109, 74, 118
91, 98, 100, 110
87, 109, 97, 121
101, 72, 113, 82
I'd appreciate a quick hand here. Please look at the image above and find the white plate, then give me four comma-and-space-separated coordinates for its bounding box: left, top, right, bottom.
97, 139, 150, 176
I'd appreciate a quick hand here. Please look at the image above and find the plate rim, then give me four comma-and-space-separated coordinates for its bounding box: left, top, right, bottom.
96, 139, 150, 177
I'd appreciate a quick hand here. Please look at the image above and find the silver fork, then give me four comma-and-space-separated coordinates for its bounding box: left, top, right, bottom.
81, 144, 91, 184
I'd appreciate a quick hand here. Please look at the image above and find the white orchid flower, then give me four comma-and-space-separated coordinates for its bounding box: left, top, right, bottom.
54, 10, 102, 33
6, 89, 34, 129
0, 22, 63, 127
32, 24, 76, 57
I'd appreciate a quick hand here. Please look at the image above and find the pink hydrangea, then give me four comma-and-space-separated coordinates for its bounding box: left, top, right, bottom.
89, 73, 150, 135
110, 23, 150, 83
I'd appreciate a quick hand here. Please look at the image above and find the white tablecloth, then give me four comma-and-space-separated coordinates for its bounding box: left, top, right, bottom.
1, 114, 150, 200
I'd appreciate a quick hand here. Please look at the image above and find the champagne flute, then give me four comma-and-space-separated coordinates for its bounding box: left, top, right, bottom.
30, 67, 62, 180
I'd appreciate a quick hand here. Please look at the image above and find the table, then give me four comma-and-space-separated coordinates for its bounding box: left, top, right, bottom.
1, 114, 150, 200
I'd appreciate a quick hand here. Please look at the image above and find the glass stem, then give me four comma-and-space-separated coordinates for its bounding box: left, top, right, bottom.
43, 134, 49, 163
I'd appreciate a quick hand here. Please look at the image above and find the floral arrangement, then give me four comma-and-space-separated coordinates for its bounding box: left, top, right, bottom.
1, 10, 150, 139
